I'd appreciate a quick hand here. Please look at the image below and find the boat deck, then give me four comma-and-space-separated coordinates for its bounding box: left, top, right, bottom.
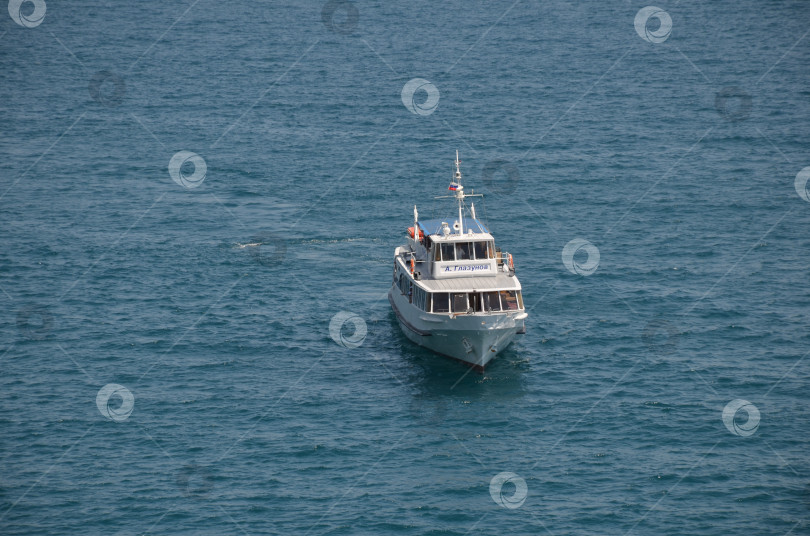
414, 272, 520, 291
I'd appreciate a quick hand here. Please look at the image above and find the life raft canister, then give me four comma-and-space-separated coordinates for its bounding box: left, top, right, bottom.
408, 226, 424, 240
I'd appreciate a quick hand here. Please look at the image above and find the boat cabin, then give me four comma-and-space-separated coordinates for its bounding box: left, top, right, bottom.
406, 218, 505, 279
394, 268, 524, 314
394, 216, 524, 315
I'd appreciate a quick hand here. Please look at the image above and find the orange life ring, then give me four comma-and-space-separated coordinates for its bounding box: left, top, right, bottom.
410, 257, 415, 274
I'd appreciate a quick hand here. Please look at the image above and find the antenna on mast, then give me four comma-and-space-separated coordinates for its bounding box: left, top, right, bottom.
434, 151, 483, 235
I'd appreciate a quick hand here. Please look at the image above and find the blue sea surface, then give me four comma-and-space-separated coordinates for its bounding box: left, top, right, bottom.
2, 1, 809, 534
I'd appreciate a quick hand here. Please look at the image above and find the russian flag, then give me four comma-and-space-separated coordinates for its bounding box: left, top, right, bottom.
448, 182, 459, 191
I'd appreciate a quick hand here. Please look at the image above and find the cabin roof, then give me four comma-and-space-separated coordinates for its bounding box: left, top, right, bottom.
417, 218, 490, 237
416, 273, 521, 292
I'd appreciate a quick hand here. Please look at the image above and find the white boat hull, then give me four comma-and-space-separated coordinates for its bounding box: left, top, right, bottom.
389, 287, 525, 370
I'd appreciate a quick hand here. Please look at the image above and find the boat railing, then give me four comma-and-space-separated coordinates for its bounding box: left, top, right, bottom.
495, 251, 515, 273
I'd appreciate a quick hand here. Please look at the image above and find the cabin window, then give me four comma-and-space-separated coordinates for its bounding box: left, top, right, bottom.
440, 243, 455, 261
434, 244, 442, 262
432, 292, 450, 313
413, 286, 427, 310
425, 293, 431, 312
483, 291, 501, 311
500, 290, 519, 311
473, 242, 488, 260
455, 242, 472, 260
517, 290, 524, 309
398, 273, 410, 295
468, 292, 481, 312
451, 293, 468, 313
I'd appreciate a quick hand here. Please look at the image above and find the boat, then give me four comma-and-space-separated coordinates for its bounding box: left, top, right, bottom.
388, 151, 527, 371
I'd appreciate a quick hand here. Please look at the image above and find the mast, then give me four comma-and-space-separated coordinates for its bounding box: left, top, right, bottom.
454, 150, 463, 235
435, 151, 482, 231
413, 205, 418, 245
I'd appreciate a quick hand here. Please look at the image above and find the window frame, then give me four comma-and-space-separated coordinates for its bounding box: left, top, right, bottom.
500, 290, 519, 311
468, 292, 481, 312
455, 242, 472, 260
432, 292, 450, 313
440, 243, 455, 262
413, 285, 427, 310
473, 242, 488, 260
451, 293, 468, 313
483, 291, 501, 312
